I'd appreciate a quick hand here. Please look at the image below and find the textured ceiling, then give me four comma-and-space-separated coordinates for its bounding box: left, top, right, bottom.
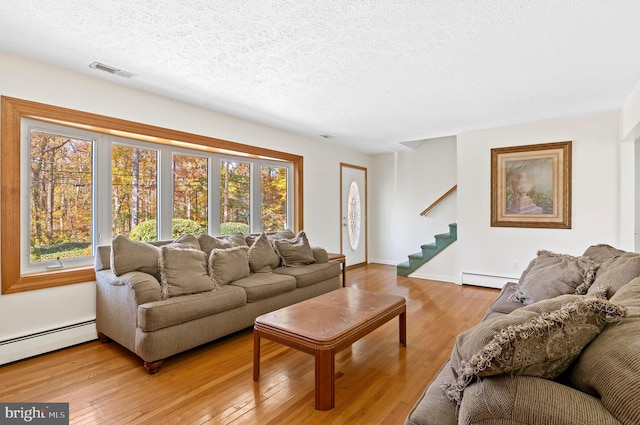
1, 1, 640, 153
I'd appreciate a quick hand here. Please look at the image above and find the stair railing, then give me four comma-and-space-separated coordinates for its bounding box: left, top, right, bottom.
420, 185, 457, 216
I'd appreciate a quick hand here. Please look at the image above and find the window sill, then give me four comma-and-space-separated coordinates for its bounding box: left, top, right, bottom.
1, 267, 96, 294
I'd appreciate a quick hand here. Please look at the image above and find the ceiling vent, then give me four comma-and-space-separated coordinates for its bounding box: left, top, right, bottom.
319, 134, 337, 140
89, 62, 136, 78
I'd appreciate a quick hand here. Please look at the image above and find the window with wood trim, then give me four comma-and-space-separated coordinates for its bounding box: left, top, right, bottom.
1, 96, 304, 294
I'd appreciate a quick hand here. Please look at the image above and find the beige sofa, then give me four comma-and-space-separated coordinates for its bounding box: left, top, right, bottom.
406, 244, 640, 425
95, 230, 341, 373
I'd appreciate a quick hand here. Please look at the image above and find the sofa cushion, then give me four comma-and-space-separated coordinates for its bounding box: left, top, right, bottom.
208, 245, 250, 286
230, 273, 296, 302
198, 233, 247, 258
272, 231, 316, 267
248, 232, 281, 273
482, 282, 522, 318
587, 252, 640, 298
512, 250, 598, 305
443, 294, 626, 405
158, 245, 216, 299
137, 285, 247, 332
273, 262, 340, 288
110, 235, 161, 278
458, 375, 622, 425
569, 276, 640, 425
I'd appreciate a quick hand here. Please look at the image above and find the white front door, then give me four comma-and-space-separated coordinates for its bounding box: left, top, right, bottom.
341, 163, 367, 267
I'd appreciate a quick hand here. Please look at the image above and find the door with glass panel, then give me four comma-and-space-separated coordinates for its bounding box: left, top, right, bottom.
340, 163, 367, 267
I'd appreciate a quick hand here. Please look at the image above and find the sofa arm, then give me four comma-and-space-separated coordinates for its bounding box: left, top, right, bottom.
96, 269, 161, 305
459, 375, 621, 425
96, 269, 162, 353
95, 245, 111, 271
311, 247, 329, 263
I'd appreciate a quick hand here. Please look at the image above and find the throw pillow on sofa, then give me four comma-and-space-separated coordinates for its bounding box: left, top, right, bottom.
512, 250, 598, 305
158, 245, 216, 299
443, 294, 626, 405
248, 232, 280, 273
582, 243, 626, 264
209, 245, 250, 286
172, 233, 200, 249
272, 231, 316, 267
197, 232, 247, 258
586, 252, 640, 298
110, 235, 161, 278
110, 234, 200, 279
245, 229, 295, 246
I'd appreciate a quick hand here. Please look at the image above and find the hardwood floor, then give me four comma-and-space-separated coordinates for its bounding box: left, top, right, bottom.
0, 264, 499, 424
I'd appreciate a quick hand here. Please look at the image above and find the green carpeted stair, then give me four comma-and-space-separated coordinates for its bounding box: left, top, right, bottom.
397, 223, 457, 276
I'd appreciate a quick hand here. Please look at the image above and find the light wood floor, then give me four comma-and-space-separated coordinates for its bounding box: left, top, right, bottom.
0, 264, 499, 425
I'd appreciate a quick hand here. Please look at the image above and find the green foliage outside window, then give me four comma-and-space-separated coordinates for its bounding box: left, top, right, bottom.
220, 222, 250, 235
129, 218, 206, 242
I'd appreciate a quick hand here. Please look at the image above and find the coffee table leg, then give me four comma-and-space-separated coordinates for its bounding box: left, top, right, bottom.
399, 311, 407, 346
315, 348, 335, 410
253, 328, 260, 381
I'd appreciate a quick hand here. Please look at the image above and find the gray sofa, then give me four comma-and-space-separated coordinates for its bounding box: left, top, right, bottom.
95, 230, 341, 373
406, 244, 640, 425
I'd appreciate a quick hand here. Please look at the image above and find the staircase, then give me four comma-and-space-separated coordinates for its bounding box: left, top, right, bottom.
397, 223, 457, 276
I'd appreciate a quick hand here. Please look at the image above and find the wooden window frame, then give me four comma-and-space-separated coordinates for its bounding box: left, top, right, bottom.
1, 96, 304, 294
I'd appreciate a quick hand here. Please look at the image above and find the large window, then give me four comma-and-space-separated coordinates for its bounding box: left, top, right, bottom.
172, 153, 209, 237
112, 144, 158, 239
28, 128, 94, 268
220, 159, 251, 235
1, 96, 303, 294
261, 163, 289, 232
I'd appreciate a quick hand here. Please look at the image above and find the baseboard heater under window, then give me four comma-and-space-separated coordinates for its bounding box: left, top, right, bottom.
0, 320, 97, 366
461, 272, 518, 289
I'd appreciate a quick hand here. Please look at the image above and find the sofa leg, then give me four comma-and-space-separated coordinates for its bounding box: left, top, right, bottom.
144, 360, 163, 374
97, 332, 110, 343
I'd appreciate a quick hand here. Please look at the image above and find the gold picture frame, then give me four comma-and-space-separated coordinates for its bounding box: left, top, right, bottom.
491, 141, 571, 228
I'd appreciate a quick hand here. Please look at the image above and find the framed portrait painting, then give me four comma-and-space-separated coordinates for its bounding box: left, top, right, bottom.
491, 141, 571, 229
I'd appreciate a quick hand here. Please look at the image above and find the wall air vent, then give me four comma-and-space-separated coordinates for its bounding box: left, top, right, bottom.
89, 62, 136, 78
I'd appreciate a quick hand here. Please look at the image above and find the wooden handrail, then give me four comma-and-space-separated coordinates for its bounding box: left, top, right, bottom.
420, 185, 457, 216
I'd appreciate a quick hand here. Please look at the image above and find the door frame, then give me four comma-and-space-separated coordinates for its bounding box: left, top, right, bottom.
340, 162, 368, 266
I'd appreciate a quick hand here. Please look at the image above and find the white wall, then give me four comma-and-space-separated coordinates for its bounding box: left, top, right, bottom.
457, 112, 622, 286
0, 51, 369, 359
621, 79, 640, 251
369, 136, 457, 281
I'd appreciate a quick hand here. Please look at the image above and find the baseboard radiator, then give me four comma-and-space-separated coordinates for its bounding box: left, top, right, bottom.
0, 320, 97, 366
461, 272, 518, 289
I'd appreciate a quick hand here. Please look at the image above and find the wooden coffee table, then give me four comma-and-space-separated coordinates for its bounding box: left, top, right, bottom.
253, 287, 406, 410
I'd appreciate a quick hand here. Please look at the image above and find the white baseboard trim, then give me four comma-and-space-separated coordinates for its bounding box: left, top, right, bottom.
407, 270, 459, 284
367, 259, 398, 266
0, 321, 97, 366
461, 272, 518, 289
